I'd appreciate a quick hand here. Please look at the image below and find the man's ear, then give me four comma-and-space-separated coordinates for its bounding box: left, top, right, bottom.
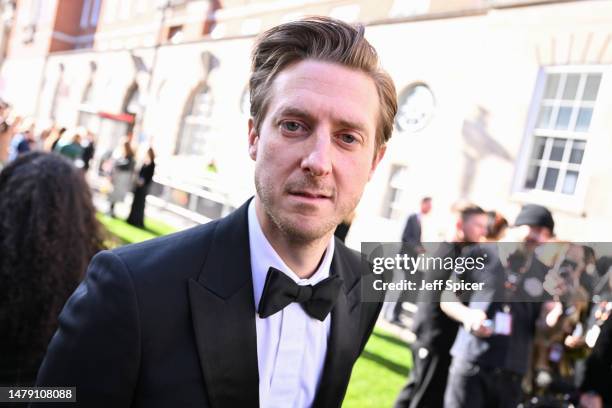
456, 219, 464, 239
368, 144, 387, 181
248, 118, 259, 161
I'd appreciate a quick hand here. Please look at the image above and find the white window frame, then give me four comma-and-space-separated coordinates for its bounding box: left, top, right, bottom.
511, 65, 611, 214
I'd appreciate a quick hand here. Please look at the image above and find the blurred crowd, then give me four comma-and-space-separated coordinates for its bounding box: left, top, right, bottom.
0, 99, 156, 226
387, 198, 612, 408
0, 100, 95, 171
0, 100, 157, 388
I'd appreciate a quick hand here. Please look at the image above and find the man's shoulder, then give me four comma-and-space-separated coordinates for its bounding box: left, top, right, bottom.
109, 220, 221, 281
107, 200, 251, 284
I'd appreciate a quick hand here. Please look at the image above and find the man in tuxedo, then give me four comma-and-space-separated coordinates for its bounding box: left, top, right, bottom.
36, 16, 398, 408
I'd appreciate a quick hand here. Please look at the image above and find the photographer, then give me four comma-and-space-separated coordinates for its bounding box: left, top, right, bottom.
394, 204, 488, 408
530, 244, 593, 405
441, 204, 555, 408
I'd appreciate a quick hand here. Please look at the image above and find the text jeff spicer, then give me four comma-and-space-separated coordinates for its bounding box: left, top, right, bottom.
372, 279, 485, 292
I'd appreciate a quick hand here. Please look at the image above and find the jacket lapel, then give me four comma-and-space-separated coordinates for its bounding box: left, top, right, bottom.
188, 200, 260, 407
313, 245, 363, 408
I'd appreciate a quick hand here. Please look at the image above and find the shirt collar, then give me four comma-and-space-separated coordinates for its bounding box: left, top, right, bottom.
248, 199, 335, 309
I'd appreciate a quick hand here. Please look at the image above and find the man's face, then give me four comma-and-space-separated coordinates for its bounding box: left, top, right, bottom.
564, 244, 586, 279
249, 59, 385, 243
459, 214, 488, 243
421, 200, 432, 215
525, 225, 552, 245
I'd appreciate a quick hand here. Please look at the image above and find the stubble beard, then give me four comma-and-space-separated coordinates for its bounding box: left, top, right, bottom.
254, 173, 353, 245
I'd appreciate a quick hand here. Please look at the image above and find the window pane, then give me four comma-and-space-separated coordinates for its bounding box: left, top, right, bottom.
531, 136, 547, 159
543, 167, 559, 191
562, 74, 580, 100
582, 74, 601, 101
574, 107, 593, 132
562, 170, 579, 194
549, 138, 567, 161
569, 140, 586, 164
191, 89, 213, 117
555, 107, 572, 130
544, 74, 560, 99
537, 106, 552, 128
524, 165, 540, 189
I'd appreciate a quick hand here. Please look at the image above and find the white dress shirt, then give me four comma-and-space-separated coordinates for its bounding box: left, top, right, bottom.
248, 200, 335, 408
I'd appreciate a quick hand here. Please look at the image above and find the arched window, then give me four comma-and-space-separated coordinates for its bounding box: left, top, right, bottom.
395, 83, 435, 133
177, 84, 214, 156
77, 81, 99, 130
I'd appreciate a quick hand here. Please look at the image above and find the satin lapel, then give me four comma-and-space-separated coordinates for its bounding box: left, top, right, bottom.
313, 246, 362, 408
188, 200, 259, 407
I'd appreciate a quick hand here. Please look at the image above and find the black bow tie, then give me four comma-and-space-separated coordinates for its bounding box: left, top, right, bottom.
257, 267, 343, 321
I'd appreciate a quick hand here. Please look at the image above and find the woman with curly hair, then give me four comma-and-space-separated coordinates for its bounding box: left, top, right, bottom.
0, 152, 106, 386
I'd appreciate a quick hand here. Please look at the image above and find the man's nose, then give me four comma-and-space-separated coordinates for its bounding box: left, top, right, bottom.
300, 131, 332, 177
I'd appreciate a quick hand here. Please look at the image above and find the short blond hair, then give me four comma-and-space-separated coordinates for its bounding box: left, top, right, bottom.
249, 16, 397, 151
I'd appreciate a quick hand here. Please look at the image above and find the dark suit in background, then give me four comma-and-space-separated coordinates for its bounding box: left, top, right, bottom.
388, 213, 423, 321
401, 213, 422, 253
36, 201, 382, 408
126, 160, 155, 227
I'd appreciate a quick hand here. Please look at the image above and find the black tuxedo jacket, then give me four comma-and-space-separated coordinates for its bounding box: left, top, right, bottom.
36, 200, 383, 407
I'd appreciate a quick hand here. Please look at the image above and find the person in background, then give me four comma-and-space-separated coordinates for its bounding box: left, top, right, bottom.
126, 147, 156, 228
0, 152, 106, 386
47, 126, 67, 152
35, 123, 55, 151
485, 210, 508, 241
394, 204, 488, 408
0, 109, 20, 167
58, 129, 84, 163
80, 130, 96, 172
107, 139, 135, 217
403, 196, 432, 254
530, 243, 593, 403
8, 118, 35, 161
441, 204, 556, 408
387, 196, 433, 325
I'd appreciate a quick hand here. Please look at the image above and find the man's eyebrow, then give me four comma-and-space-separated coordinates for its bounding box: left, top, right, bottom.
275, 106, 369, 134
274, 106, 315, 122
336, 118, 368, 134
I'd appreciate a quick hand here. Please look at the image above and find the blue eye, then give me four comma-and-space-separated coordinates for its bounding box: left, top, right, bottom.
340, 134, 357, 144
281, 121, 302, 132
